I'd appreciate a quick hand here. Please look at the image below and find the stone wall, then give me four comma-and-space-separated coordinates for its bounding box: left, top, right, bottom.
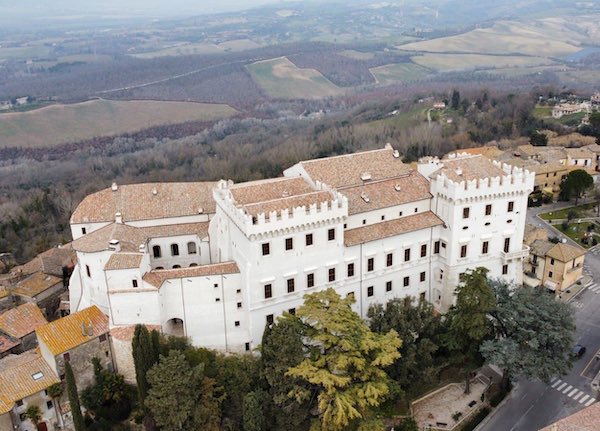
55, 334, 113, 389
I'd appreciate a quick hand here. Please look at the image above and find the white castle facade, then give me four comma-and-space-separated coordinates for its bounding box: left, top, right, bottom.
68, 145, 534, 353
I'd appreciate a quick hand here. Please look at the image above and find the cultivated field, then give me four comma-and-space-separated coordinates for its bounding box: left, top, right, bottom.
482, 64, 570, 77
340, 50, 376, 60
398, 20, 584, 58
132, 39, 261, 58
246, 57, 343, 99
411, 54, 555, 72
369, 63, 430, 85
0, 99, 237, 148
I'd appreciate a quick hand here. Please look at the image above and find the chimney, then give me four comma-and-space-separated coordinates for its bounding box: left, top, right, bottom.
111, 182, 118, 192
109, 239, 121, 252
152, 188, 158, 196
139, 244, 146, 253
115, 212, 122, 224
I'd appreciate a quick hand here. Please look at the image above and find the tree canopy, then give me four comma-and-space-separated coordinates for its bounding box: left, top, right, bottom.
559, 169, 594, 203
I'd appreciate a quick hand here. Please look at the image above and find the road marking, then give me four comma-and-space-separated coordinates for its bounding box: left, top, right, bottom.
552, 380, 563, 388
573, 392, 583, 400
562, 385, 573, 394
568, 388, 578, 397
585, 398, 596, 407
557, 382, 568, 391
579, 394, 589, 404
551, 377, 558, 383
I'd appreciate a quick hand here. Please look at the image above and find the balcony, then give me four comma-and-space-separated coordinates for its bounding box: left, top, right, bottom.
502, 245, 530, 262
567, 264, 583, 274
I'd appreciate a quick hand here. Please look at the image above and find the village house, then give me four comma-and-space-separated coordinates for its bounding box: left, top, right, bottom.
36, 305, 112, 389
0, 303, 47, 353
0, 350, 60, 431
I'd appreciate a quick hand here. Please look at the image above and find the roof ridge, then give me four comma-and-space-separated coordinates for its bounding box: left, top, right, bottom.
242, 190, 331, 207
300, 147, 391, 164
338, 171, 415, 190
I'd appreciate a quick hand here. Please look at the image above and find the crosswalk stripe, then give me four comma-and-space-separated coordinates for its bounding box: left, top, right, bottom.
551, 377, 558, 383
568, 388, 578, 397
557, 382, 568, 391
562, 385, 573, 394
580, 395, 589, 404
573, 392, 583, 400
552, 380, 563, 388
585, 398, 596, 407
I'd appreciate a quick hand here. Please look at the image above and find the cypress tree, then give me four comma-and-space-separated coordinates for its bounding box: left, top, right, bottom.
132, 324, 152, 407
65, 361, 86, 431
150, 329, 161, 364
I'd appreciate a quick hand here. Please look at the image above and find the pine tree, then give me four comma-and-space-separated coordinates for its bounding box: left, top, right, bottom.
65, 361, 86, 431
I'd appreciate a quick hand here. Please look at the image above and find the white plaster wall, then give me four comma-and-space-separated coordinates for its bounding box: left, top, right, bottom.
109, 290, 161, 326
345, 198, 432, 229
148, 235, 210, 269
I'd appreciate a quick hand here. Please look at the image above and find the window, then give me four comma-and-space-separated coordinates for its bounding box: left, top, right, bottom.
187, 242, 197, 254
347, 292, 355, 300
434, 241, 440, 254
386, 253, 393, 267
508, 201, 514, 212
237, 302, 242, 309
132, 279, 138, 288
215, 297, 220, 302
414, 207, 418, 213
362, 219, 366, 225
287, 278, 295, 293
328, 268, 336, 282
399, 211, 403, 216
170, 243, 179, 256
328, 228, 336, 241
189, 263, 198, 267
234, 321, 240, 327
386, 281, 392, 292
441, 242, 446, 249
285, 237, 293, 251
99, 334, 107, 342
46, 400, 53, 410
86, 265, 91, 278
347, 263, 355, 277
420, 271, 426, 282
549, 271, 553, 277
245, 343, 250, 352
550, 258, 555, 265
460, 245, 468, 258
261, 243, 270, 256
404, 248, 411, 262
463, 207, 470, 218
266, 314, 274, 325
63, 352, 70, 362
485, 204, 492, 216
172, 265, 181, 269
307, 273, 315, 288
421, 244, 427, 258
367, 258, 374, 272
81, 227, 86, 235
381, 215, 385, 221
504, 238, 510, 253
305, 233, 313, 246
288, 308, 296, 315
264, 284, 272, 299
403, 276, 409, 287
502, 265, 508, 275
156, 267, 164, 270
367, 286, 374, 297
482, 241, 489, 254
419, 292, 426, 303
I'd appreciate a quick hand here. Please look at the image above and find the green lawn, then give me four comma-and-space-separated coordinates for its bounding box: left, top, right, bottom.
539, 203, 596, 220
552, 221, 598, 248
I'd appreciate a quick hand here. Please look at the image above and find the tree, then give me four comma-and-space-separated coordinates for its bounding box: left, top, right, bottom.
451, 90, 460, 110
24, 405, 42, 429
132, 325, 158, 410
481, 280, 575, 389
47, 382, 64, 428
243, 391, 266, 431
65, 361, 86, 431
529, 130, 548, 146
559, 169, 594, 204
444, 268, 495, 394
81, 358, 131, 423
285, 288, 401, 431
594, 185, 600, 217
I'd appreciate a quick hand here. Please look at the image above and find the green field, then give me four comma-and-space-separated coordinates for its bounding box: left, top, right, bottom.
411, 53, 554, 72
246, 57, 343, 99
369, 63, 430, 85
533, 105, 553, 119
483, 65, 569, 78
0, 45, 52, 60
132, 39, 261, 58
0, 99, 237, 148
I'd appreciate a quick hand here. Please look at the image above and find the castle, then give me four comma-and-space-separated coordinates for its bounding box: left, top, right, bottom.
68, 145, 534, 353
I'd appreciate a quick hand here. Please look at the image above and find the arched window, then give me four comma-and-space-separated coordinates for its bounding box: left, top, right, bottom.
152, 245, 161, 258
187, 242, 197, 255
171, 244, 179, 256
173, 265, 181, 269
156, 267, 164, 270
189, 263, 198, 267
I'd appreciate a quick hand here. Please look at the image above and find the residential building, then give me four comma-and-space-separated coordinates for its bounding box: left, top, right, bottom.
67, 146, 534, 353
36, 305, 112, 389
0, 303, 47, 353
0, 350, 60, 431
539, 401, 600, 430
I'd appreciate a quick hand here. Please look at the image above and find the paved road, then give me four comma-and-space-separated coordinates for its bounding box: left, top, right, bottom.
479, 205, 600, 431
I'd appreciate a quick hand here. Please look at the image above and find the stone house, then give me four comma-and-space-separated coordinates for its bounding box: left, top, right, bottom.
0, 350, 60, 431
36, 305, 112, 389
0, 303, 47, 353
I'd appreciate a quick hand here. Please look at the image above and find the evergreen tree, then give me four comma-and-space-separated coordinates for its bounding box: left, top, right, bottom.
451, 89, 460, 110
559, 169, 594, 204
65, 361, 86, 431
132, 325, 155, 408
242, 391, 266, 431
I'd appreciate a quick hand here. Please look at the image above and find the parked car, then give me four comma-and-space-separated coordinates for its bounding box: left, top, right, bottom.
571, 344, 587, 359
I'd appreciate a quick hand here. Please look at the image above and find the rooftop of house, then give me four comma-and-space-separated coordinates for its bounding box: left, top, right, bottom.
36, 305, 109, 356
110, 324, 161, 341
547, 242, 586, 262
429, 154, 507, 182
297, 146, 411, 188
71, 182, 217, 224
565, 147, 594, 159
143, 262, 240, 288
0, 350, 60, 415
344, 211, 443, 246
72, 221, 210, 254
104, 253, 144, 271
13, 272, 63, 299
446, 145, 505, 160
530, 239, 557, 257
539, 401, 600, 431
0, 334, 21, 355
584, 143, 600, 153
0, 303, 47, 339
341, 171, 432, 215
11, 244, 75, 278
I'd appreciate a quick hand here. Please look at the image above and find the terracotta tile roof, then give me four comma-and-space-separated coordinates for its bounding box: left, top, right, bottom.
447, 145, 504, 160
565, 147, 593, 159
341, 171, 432, 215
430, 155, 506, 182
298, 147, 411, 188
0, 303, 47, 339
230, 177, 314, 205
584, 143, 600, 153
0, 334, 21, 354
72, 222, 209, 253
13, 272, 63, 298
105, 253, 143, 271
527, 162, 569, 175
547, 243, 586, 262
344, 211, 443, 246
143, 262, 240, 288
539, 402, 600, 430
71, 182, 216, 224
36, 306, 109, 355
515, 144, 539, 157
242, 191, 334, 217
0, 350, 60, 415
11, 244, 75, 277
110, 324, 161, 341
530, 239, 555, 257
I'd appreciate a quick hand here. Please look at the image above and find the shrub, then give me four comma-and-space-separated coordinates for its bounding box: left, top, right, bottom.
452, 411, 463, 422
460, 407, 490, 431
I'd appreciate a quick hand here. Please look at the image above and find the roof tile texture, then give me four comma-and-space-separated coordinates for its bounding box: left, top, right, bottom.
0, 303, 47, 339
143, 262, 240, 288
432, 155, 506, 182
104, 253, 144, 270
13, 272, 63, 298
